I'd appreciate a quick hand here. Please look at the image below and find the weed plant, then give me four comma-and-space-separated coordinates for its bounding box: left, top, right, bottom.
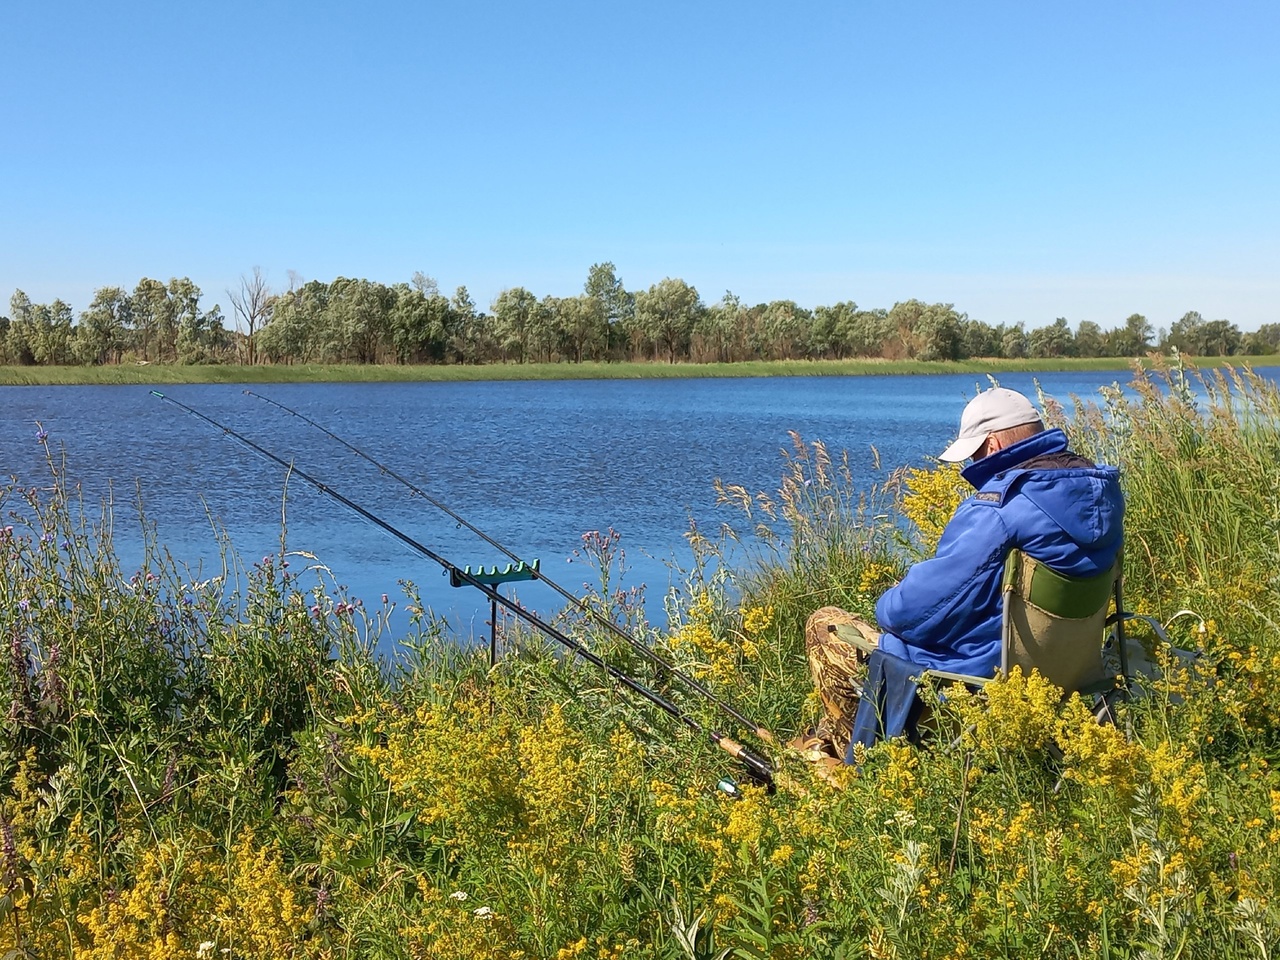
0, 359, 1277, 957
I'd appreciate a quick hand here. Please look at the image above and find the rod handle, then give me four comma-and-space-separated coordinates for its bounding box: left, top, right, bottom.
717, 737, 775, 792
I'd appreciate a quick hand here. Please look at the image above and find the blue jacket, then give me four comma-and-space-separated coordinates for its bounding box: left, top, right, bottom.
874, 429, 1124, 677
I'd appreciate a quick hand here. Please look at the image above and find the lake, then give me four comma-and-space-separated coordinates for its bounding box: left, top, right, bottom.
3, 367, 1274, 645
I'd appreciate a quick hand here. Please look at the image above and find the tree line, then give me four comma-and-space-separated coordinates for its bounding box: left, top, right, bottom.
4, 263, 1278, 367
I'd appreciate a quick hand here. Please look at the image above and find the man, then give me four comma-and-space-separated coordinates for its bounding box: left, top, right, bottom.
802, 386, 1125, 756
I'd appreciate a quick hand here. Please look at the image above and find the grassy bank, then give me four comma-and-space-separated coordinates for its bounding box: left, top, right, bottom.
0, 354, 1260, 386
1, 359, 1278, 957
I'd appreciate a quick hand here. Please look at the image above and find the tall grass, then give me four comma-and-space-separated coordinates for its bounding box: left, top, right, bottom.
0, 360, 1277, 957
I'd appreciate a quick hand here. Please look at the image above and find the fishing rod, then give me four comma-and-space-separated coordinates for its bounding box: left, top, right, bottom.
241, 389, 776, 745
151, 389, 775, 791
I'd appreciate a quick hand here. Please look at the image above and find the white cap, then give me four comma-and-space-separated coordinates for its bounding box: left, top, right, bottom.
939, 388, 1041, 462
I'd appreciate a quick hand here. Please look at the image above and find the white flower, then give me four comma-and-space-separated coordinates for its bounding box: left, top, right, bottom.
196, 944, 215, 960
450, 890, 468, 901
473, 906, 493, 919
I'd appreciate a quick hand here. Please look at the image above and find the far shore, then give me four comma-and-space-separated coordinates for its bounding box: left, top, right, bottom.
0, 354, 1271, 386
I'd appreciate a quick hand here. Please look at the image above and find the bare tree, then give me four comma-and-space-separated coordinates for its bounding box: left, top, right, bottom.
228, 267, 273, 365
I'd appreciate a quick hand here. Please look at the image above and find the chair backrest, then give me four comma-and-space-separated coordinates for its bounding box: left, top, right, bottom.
1000, 549, 1120, 696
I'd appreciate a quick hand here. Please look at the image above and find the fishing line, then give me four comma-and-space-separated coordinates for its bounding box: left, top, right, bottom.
242, 389, 776, 744
151, 389, 774, 790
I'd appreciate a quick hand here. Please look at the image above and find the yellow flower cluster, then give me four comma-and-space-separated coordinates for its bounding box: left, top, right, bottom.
946, 667, 1064, 760
514, 703, 588, 870
900, 463, 968, 552
72, 830, 314, 960
668, 591, 741, 686
740, 603, 774, 638
356, 696, 523, 856
876, 742, 921, 812
1144, 742, 1207, 850
1057, 695, 1144, 798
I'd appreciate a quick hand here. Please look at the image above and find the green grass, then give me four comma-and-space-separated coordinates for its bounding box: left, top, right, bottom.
0, 357, 1278, 957
0, 354, 1267, 386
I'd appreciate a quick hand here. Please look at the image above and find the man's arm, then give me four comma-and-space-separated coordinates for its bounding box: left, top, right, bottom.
875, 498, 1012, 656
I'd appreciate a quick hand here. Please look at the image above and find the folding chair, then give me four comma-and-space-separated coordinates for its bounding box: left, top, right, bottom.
831, 548, 1143, 756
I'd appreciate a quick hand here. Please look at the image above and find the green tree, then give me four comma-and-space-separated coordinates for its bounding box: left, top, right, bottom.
1074, 320, 1104, 357
260, 280, 329, 363
696, 292, 743, 362
1000, 323, 1027, 359
553, 294, 606, 363
1242, 323, 1280, 355
887, 300, 962, 361
492, 287, 540, 363
6, 291, 74, 365
1194, 319, 1242, 356
635, 278, 702, 363
166, 278, 205, 362
76, 286, 132, 365
584, 262, 633, 358
448, 286, 493, 363
1108, 313, 1153, 356
40, 300, 76, 364
1164, 310, 1203, 352
809, 301, 851, 358
960, 318, 999, 359
760, 300, 810, 359
389, 279, 452, 363
175, 302, 230, 363
1027, 318, 1075, 358
840, 307, 890, 358
7, 290, 37, 364
327, 277, 394, 363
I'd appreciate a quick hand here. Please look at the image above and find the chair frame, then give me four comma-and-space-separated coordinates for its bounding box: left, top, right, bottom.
830, 549, 1137, 698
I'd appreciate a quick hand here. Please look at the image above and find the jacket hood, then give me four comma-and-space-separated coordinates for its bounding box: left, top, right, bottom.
962, 429, 1124, 550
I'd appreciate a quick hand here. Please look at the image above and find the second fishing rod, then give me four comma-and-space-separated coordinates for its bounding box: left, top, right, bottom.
242, 389, 777, 746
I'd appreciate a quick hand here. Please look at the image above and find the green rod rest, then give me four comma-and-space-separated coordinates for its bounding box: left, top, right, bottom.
449, 559, 541, 588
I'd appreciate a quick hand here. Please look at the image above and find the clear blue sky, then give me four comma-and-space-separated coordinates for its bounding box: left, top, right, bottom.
3, 1, 1277, 333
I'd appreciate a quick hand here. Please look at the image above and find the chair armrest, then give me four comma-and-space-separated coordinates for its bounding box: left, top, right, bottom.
828, 625, 989, 687
918, 668, 991, 687
828, 623, 878, 657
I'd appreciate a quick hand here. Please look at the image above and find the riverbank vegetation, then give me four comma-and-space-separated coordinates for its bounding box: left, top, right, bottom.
0, 355, 1212, 386
5, 266, 1278, 377
1, 358, 1278, 957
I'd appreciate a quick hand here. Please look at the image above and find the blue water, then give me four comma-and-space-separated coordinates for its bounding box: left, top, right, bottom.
3, 368, 1275, 645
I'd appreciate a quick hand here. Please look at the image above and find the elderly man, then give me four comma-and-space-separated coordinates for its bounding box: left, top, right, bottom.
802, 386, 1125, 756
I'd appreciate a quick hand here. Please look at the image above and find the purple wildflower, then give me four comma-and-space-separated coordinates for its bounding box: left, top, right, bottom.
17, 600, 28, 613
34, 428, 47, 443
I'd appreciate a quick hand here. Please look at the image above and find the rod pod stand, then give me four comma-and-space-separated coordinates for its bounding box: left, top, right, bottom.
449, 560, 541, 666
